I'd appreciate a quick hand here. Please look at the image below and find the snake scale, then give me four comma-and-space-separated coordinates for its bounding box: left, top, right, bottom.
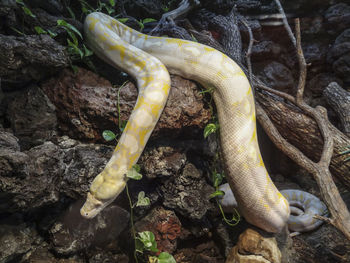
81, 12, 293, 233
219, 183, 328, 233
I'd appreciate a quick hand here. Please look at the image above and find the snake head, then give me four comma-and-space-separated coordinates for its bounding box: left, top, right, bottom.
80, 192, 116, 219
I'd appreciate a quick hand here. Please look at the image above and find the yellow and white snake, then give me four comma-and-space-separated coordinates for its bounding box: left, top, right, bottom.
80, 12, 301, 233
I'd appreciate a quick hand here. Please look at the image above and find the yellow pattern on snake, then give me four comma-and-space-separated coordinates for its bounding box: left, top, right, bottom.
81, 12, 290, 233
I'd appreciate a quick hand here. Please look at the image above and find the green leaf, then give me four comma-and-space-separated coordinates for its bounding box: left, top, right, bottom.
109, 0, 115, 6
204, 123, 218, 138
133, 164, 141, 173
22, 6, 36, 17
83, 45, 93, 57
67, 38, 83, 58
16, 0, 24, 6
34, 26, 47, 34
47, 29, 58, 38
137, 231, 158, 252
190, 33, 198, 42
213, 172, 223, 188
102, 130, 116, 141
136, 191, 150, 207
142, 18, 157, 24
138, 20, 144, 31
57, 19, 83, 39
117, 18, 129, 23
209, 190, 225, 199
127, 165, 142, 180
81, 6, 90, 14
158, 252, 176, 263
66, 6, 76, 19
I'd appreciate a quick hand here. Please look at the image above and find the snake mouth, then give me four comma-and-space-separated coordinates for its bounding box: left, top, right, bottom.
80, 192, 116, 219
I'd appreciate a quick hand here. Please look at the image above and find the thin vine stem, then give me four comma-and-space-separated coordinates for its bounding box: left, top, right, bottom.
125, 183, 138, 263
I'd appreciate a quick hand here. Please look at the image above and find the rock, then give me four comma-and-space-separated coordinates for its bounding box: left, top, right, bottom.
0, 34, 69, 89
49, 202, 129, 256
258, 61, 295, 92
324, 3, 350, 35
174, 241, 224, 263
288, 224, 350, 263
141, 146, 187, 179
302, 42, 328, 74
88, 251, 129, 263
42, 68, 211, 142
28, 0, 64, 15
61, 143, 114, 199
7, 85, 57, 150
135, 206, 182, 254
251, 41, 282, 62
0, 219, 40, 263
0, 141, 63, 213
0, 0, 16, 24
307, 73, 343, 98
0, 130, 20, 151
160, 163, 215, 220
124, 0, 175, 18
226, 228, 281, 263
327, 29, 350, 84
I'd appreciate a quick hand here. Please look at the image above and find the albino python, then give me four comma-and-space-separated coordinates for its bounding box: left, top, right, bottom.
81, 12, 293, 233
219, 183, 328, 233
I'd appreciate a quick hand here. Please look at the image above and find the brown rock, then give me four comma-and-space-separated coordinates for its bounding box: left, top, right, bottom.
226, 229, 281, 263
41, 67, 211, 142
174, 241, 224, 263
135, 206, 182, 254
141, 146, 186, 179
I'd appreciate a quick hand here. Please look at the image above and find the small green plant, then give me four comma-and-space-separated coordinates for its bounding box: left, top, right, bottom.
16, 0, 36, 18
34, 26, 58, 37
136, 231, 176, 263
203, 122, 219, 138
209, 172, 240, 227
79, 0, 116, 16
137, 18, 157, 31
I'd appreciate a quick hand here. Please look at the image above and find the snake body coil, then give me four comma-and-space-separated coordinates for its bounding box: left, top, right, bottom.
219, 183, 328, 232
81, 12, 290, 233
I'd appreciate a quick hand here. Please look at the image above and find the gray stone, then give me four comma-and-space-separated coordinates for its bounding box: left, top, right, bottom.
7, 85, 57, 150
0, 34, 69, 89
0, 220, 40, 263
141, 146, 186, 179
258, 61, 295, 92
327, 29, 350, 83
49, 202, 129, 256
324, 3, 350, 35
161, 163, 215, 220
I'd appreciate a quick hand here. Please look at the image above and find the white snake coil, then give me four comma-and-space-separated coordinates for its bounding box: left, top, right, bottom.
219, 183, 328, 233
81, 12, 293, 233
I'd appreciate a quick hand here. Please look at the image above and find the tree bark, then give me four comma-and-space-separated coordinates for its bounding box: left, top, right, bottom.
256, 91, 350, 189
323, 82, 350, 138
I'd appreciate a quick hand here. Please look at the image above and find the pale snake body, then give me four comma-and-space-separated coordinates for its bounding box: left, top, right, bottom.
80, 12, 325, 233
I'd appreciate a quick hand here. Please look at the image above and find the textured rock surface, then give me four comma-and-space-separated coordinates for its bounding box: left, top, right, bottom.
135, 206, 182, 254
7, 85, 57, 150
289, 224, 350, 263
160, 163, 215, 220
140, 146, 187, 179
42, 68, 211, 142
49, 203, 129, 256
226, 228, 281, 263
174, 241, 225, 263
327, 28, 350, 83
0, 218, 41, 263
258, 61, 295, 92
0, 34, 69, 89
